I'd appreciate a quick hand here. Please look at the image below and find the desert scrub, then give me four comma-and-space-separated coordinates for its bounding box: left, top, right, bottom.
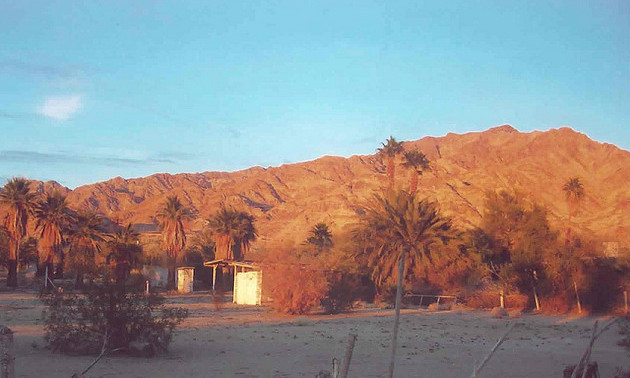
42, 283, 188, 356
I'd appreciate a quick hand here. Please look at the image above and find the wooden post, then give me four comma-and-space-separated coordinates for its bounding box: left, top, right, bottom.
0, 326, 14, 378
471, 323, 515, 378
44, 266, 48, 290
419, 295, 423, 307
574, 281, 582, 314
624, 290, 628, 314
532, 270, 540, 311
532, 285, 540, 311
387, 247, 406, 378
339, 333, 357, 378
145, 280, 149, 295
500, 290, 505, 309
233, 266, 238, 304
212, 265, 217, 292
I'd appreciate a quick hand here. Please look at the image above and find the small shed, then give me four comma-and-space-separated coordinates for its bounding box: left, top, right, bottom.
203, 259, 262, 305
176, 267, 195, 293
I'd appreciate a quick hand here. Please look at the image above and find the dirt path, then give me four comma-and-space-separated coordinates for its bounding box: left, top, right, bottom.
1, 292, 627, 377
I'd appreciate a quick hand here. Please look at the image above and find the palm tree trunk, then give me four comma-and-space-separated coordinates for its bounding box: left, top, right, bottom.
387, 157, 395, 189
7, 260, 18, 287
54, 251, 64, 278
167, 256, 176, 290
7, 240, 19, 287
409, 171, 418, 195
388, 246, 406, 378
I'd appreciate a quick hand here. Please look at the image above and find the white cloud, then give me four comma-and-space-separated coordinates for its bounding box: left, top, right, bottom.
38, 94, 82, 121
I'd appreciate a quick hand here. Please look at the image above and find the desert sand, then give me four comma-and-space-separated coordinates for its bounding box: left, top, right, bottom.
1, 291, 627, 378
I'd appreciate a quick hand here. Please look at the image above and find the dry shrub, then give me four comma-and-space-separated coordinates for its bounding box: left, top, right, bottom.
464, 290, 500, 309
321, 273, 364, 314
540, 295, 572, 314
42, 283, 188, 356
263, 250, 328, 315
464, 288, 527, 310
581, 258, 623, 313
420, 246, 485, 292
505, 293, 528, 310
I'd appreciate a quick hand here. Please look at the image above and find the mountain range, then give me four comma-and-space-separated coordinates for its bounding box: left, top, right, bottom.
30, 125, 630, 251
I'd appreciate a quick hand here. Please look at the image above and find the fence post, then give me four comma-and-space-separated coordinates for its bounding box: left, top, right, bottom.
573, 281, 582, 314
500, 290, 505, 309
624, 290, 628, 314
532, 285, 540, 311
339, 334, 357, 378
0, 326, 14, 378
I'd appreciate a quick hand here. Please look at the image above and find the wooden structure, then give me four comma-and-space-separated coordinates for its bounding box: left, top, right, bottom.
403, 293, 458, 307
203, 259, 262, 305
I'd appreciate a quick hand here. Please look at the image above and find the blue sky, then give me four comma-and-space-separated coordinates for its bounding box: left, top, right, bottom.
1, 1, 629, 189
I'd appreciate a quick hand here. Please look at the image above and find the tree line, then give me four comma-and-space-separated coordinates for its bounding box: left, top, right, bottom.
0, 179, 257, 290
266, 136, 629, 315
2, 136, 628, 316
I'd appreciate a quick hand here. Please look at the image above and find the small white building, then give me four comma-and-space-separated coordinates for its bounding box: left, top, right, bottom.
203, 259, 262, 305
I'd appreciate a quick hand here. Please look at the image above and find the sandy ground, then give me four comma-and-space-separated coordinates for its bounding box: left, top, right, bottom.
1, 291, 628, 378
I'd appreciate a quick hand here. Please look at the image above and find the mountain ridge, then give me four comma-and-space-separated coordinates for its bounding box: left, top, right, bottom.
18, 126, 630, 250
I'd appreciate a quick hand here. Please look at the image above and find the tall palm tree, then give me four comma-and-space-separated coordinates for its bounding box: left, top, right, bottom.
0, 178, 36, 287
156, 196, 192, 290
306, 222, 333, 253
106, 223, 143, 284
357, 190, 457, 287
402, 150, 429, 194
68, 210, 106, 288
355, 190, 457, 378
35, 191, 73, 279
207, 207, 257, 261
377, 136, 404, 189
208, 207, 236, 260
233, 211, 257, 260
563, 177, 584, 222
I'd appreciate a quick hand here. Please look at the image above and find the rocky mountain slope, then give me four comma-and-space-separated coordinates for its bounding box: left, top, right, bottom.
39, 125, 630, 250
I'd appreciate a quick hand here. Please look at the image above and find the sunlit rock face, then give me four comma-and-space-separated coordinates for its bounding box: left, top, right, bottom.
29, 126, 630, 252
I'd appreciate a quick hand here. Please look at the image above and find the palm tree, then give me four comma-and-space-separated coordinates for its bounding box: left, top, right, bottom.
357, 190, 457, 288
563, 177, 584, 222
377, 136, 404, 189
306, 222, 333, 253
402, 150, 429, 194
207, 207, 257, 261
355, 190, 457, 378
106, 223, 143, 284
0, 178, 36, 287
35, 191, 73, 280
68, 210, 106, 288
233, 211, 257, 260
156, 196, 192, 290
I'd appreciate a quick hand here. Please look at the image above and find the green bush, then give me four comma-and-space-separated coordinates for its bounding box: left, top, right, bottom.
42, 283, 188, 356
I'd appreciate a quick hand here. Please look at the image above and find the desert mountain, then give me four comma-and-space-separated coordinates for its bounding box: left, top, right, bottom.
38, 126, 630, 250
